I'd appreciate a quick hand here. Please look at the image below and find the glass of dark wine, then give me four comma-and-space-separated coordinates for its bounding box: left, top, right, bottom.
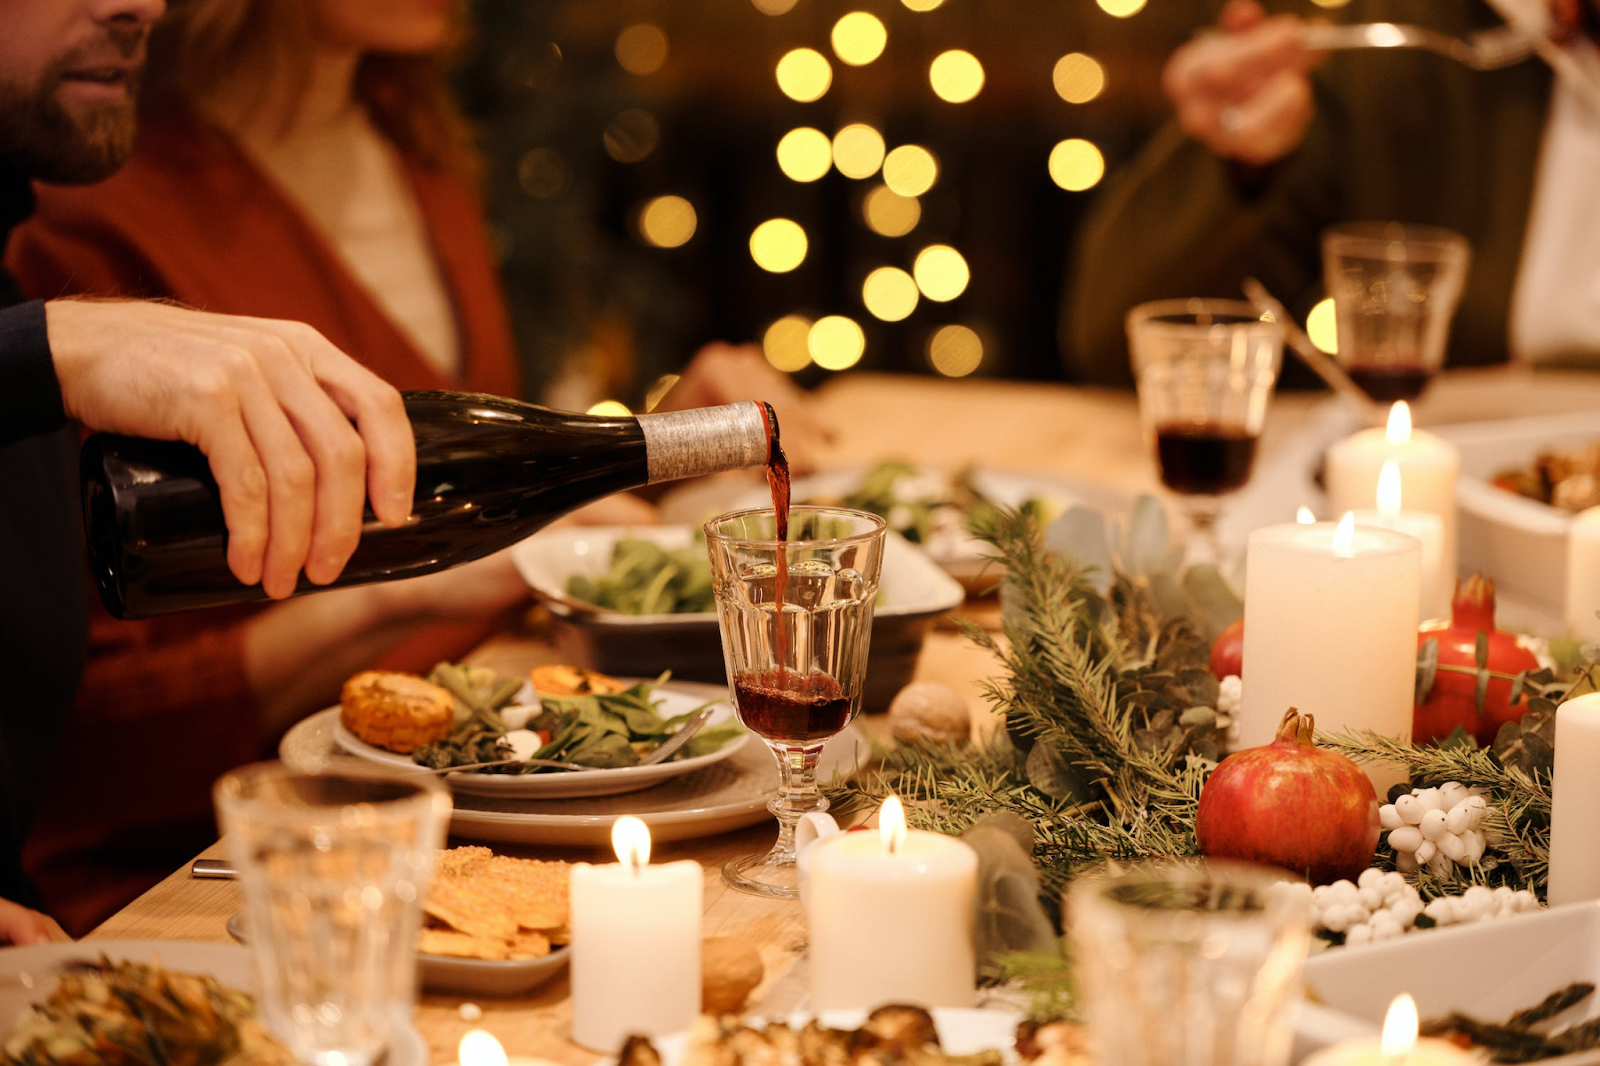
705, 506, 886, 899
1322, 222, 1471, 406
1127, 299, 1284, 563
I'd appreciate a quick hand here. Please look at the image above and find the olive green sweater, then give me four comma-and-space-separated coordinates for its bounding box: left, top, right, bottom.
1064, 0, 1553, 385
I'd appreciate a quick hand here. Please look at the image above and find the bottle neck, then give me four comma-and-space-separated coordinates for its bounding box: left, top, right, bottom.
636, 401, 771, 484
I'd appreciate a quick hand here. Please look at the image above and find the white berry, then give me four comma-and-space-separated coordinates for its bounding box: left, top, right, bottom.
1346, 923, 1373, 946
1438, 833, 1469, 864
1370, 913, 1404, 940
1420, 809, 1449, 841
1358, 868, 1386, 891
1439, 782, 1468, 807
1389, 826, 1424, 852
1395, 795, 1426, 825
1380, 804, 1403, 830
1462, 830, 1487, 864
1416, 788, 1446, 812
1414, 840, 1438, 865
1424, 898, 1456, 925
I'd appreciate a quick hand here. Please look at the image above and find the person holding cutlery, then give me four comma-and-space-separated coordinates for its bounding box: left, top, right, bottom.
1062, 0, 1600, 383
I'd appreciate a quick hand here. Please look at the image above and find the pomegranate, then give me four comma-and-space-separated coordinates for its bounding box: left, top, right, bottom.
1414, 574, 1540, 746
1195, 707, 1379, 885
1210, 618, 1244, 680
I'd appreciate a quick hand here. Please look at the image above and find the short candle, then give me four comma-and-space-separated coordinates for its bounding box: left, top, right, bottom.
1547, 694, 1600, 906
808, 796, 978, 1011
569, 817, 701, 1051
1351, 460, 1446, 622
1240, 514, 1419, 794
1326, 402, 1459, 597
1301, 993, 1475, 1066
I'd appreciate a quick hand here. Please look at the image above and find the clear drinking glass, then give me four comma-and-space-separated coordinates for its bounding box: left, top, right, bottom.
215, 764, 450, 1066
1070, 860, 1313, 1066
705, 506, 886, 899
1127, 299, 1283, 562
1321, 222, 1471, 406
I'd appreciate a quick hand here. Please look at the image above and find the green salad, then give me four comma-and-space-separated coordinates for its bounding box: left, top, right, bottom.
829, 460, 1048, 554
566, 537, 715, 615
411, 663, 743, 773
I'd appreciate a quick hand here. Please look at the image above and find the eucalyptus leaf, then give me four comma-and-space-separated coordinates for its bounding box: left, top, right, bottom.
1044, 506, 1113, 596
1180, 706, 1217, 727
1182, 564, 1245, 642
1121, 495, 1171, 579
1476, 630, 1490, 670
1584, 643, 1600, 665
1416, 639, 1440, 705
1510, 671, 1527, 708
1439, 726, 1476, 752
1148, 571, 1189, 624
1475, 668, 1491, 721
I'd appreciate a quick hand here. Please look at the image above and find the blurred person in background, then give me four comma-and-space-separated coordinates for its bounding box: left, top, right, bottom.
8, 0, 823, 933
1, 0, 423, 941
1062, 0, 1600, 384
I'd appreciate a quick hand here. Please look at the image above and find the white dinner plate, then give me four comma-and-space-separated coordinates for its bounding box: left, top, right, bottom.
285, 711, 869, 847
0, 939, 427, 1066
330, 686, 752, 799
644, 1007, 1024, 1066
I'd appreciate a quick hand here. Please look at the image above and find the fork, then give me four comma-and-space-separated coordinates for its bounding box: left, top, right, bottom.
1300, 21, 1539, 70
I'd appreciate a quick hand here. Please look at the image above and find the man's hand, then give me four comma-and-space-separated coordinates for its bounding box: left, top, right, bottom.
45, 300, 415, 599
0, 898, 69, 945
656, 343, 836, 475
1163, 0, 1324, 167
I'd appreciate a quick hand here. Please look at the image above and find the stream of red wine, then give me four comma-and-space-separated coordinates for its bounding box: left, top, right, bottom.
766, 429, 791, 673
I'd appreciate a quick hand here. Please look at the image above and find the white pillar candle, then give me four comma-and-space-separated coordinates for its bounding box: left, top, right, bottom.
1241, 515, 1420, 793
1326, 402, 1459, 597
1565, 508, 1600, 643
570, 817, 701, 1051
1302, 994, 1474, 1066
1351, 461, 1447, 622
457, 1029, 545, 1066
808, 796, 978, 1012
1547, 694, 1600, 907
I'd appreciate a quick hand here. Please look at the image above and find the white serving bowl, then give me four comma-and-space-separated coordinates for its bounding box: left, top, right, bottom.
510, 525, 964, 712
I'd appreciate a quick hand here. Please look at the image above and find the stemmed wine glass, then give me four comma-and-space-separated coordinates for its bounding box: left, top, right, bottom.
1322, 222, 1471, 406
705, 506, 886, 899
1127, 299, 1283, 564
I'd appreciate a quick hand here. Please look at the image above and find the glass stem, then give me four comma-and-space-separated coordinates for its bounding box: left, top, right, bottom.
1183, 499, 1222, 567
766, 743, 827, 864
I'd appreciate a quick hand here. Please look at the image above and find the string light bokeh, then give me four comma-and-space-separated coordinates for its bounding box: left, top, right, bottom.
469, 0, 1214, 402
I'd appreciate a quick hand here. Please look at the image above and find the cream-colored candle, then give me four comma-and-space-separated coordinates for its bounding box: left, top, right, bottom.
1352, 461, 1447, 622
1565, 508, 1600, 643
1326, 402, 1459, 595
1302, 994, 1475, 1066
1548, 694, 1600, 906
457, 1029, 545, 1066
1241, 515, 1419, 793
808, 796, 978, 1011
570, 817, 701, 1051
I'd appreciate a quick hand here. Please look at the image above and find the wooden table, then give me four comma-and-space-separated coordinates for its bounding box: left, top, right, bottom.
86, 367, 1600, 1064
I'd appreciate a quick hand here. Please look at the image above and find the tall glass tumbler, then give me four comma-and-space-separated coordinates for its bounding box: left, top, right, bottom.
215, 764, 450, 1066
1070, 860, 1312, 1066
1321, 222, 1471, 405
706, 506, 886, 899
1127, 299, 1283, 563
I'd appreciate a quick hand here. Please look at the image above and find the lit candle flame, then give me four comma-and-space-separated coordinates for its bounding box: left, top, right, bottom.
1332, 512, 1356, 558
612, 815, 651, 874
1381, 993, 1419, 1062
1385, 401, 1413, 446
880, 794, 908, 856
459, 1029, 510, 1066
1296, 506, 1316, 524
1377, 460, 1403, 521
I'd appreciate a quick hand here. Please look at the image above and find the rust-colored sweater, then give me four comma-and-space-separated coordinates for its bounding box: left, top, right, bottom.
5, 108, 521, 933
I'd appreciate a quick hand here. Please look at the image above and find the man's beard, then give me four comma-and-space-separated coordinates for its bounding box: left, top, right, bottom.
0, 26, 146, 185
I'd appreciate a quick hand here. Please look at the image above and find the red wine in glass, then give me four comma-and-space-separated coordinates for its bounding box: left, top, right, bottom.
1154, 422, 1259, 496
1345, 363, 1434, 404
733, 671, 851, 743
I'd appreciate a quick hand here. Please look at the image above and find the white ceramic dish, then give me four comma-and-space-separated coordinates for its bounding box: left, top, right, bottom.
1432, 412, 1600, 617
644, 1007, 1025, 1066
331, 686, 750, 799
284, 711, 869, 847
0, 939, 428, 1065
510, 525, 964, 712
1298, 901, 1600, 1066
224, 912, 568, 998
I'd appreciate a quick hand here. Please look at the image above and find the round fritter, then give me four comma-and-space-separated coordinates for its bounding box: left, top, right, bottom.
340, 670, 455, 753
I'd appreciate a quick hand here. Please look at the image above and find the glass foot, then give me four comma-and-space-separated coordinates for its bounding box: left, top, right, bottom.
723, 849, 800, 899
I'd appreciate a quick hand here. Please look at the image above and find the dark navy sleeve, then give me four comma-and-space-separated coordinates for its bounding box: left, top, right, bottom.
0, 300, 65, 448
